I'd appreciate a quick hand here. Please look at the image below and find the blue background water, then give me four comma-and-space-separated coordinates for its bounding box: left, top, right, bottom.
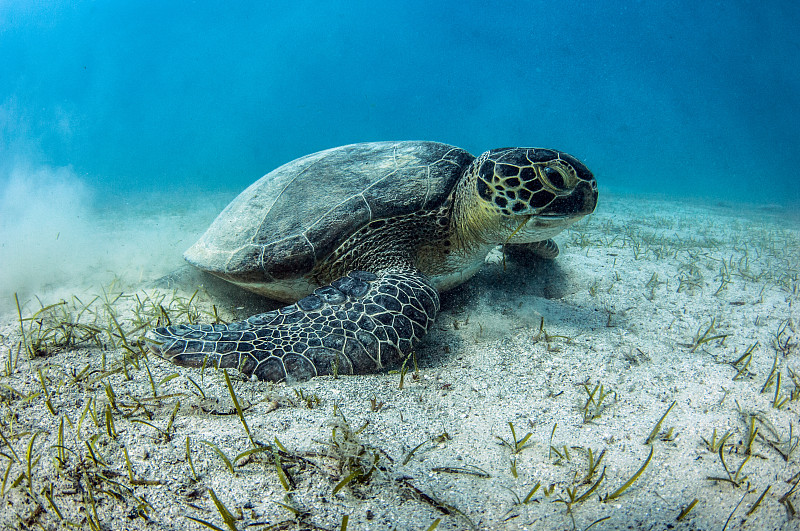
2, 0, 799, 205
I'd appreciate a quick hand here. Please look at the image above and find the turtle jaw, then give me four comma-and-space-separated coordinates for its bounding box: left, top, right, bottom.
506, 214, 580, 243
506, 180, 598, 244
545, 179, 598, 218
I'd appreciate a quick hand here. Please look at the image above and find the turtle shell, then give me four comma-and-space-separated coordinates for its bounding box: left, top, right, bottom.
184, 141, 474, 285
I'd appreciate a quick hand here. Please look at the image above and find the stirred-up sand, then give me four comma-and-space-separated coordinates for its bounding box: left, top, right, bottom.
0, 191, 798, 530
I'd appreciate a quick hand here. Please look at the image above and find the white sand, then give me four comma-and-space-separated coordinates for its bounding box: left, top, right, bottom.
0, 192, 798, 530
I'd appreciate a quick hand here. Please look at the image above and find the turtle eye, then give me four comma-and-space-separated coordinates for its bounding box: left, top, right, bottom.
544, 166, 565, 189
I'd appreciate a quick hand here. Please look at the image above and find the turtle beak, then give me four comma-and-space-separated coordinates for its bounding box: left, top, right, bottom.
508, 214, 571, 243
511, 180, 597, 243
548, 180, 598, 218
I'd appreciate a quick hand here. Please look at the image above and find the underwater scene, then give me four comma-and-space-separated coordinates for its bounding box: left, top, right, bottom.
0, 1, 798, 529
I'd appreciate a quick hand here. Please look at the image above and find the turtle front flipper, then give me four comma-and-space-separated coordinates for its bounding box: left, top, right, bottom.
145, 270, 439, 382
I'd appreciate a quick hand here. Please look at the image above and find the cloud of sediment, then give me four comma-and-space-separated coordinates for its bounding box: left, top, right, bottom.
0, 164, 97, 310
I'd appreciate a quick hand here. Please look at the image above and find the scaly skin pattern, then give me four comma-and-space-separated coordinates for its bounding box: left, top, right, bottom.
146, 270, 439, 382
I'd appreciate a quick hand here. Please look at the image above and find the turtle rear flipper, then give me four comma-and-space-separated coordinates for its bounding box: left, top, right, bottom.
145, 270, 439, 382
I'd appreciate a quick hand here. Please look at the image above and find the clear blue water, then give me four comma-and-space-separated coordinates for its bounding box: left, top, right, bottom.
1, 0, 799, 205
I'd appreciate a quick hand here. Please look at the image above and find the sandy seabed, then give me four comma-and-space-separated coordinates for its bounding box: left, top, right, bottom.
0, 192, 798, 530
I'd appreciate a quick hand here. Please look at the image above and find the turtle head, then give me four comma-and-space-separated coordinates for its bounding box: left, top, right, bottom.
465, 148, 597, 243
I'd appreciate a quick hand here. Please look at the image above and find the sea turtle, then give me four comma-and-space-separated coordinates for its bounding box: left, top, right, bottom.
146, 141, 597, 382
